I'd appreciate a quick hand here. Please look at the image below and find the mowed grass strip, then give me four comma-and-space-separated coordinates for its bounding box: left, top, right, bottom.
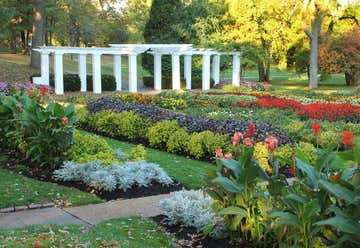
0, 168, 102, 209
0, 217, 174, 248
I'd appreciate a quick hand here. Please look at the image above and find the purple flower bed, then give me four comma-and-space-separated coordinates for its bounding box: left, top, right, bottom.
87, 97, 292, 145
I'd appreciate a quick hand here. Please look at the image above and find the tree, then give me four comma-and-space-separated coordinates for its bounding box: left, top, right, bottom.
302, 0, 338, 88
30, 0, 45, 68
319, 27, 360, 86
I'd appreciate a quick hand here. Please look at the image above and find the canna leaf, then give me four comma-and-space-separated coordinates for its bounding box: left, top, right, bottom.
270, 211, 301, 227
296, 158, 319, 190
220, 159, 240, 178
218, 206, 247, 217
315, 216, 360, 234
212, 176, 243, 193
319, 179, 357, 204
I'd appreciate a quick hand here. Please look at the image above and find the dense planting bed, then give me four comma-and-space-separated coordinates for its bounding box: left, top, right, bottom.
87, 97, 292, 145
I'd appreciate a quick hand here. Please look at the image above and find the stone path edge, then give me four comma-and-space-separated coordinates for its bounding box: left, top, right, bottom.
0, 202, 55, 214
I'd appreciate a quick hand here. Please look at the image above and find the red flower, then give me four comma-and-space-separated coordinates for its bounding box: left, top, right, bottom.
312, 122, 321, 136
287, 167, 296, 177
40, 86, 47, 95
245, 123, 256, 137
232, 131, 243, 146
265, 136, 278, 152
215, 148, 223, 158
341, 131, 354, 148
243, 137, 252, 147
331, 173, 340, 182
61, 116, 69, 125
224, 153, 233, 159
26, 88, 32, 95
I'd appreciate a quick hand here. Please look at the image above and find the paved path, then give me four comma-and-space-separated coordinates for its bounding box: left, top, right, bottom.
0, 194, 170, 229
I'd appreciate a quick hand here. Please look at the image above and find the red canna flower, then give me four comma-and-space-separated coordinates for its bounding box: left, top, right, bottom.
287, 167, 296, 177
224, 153, 233, 159
245, 123, 256, 137
40, 85, 47, 95
26, 88, 32, 95
243, 137, 253, 147
215, 148, 223, 158
232, 131, 243, 146
331, 173, 340, 182
61, 116, 69, 125
312, 122, 321, 136
265, 136, 278, 152
341, 131, 354, 148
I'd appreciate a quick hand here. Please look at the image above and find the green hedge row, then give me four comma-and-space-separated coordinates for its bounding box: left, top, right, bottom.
31, 74, 117, 92
143, 76, 215, 89
77, 108, 230, 160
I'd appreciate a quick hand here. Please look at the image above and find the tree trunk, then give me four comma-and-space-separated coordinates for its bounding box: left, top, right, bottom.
265, 58, 270, 82
345, 71, 359, 86
10, 32, 17, 54
258, 61, 266, 82
308, 21, 322, 88
31, 0, 45, 69
21, 31, 26, 54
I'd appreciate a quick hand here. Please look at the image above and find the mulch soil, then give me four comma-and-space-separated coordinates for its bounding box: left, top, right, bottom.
0, 149, 183, 201
152, 215, 252, 248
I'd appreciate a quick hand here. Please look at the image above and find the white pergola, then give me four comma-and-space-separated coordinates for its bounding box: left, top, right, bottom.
33, 44, 242, 95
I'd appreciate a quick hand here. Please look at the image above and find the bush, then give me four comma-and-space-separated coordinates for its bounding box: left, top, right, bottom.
54, 160, 173, 191
298, 142, 317, 164
67, 131, 117, 165
127, 145, 147, 161
317, 131, 340, 149
187, 131, 228, 159
32, 74, 116, 92
146, 120, 180, 149
273, 144, 294, 168
94, 110, 149, 141
143, 76, 214, 89
166, 128, 190, 153
159, 190, 224, 237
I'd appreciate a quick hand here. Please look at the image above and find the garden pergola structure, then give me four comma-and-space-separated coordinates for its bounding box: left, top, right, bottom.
33, 44, 242, 95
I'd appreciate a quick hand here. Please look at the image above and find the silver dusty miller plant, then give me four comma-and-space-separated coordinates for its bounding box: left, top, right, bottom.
159, 190, 225, 238
53, 160, 173, 191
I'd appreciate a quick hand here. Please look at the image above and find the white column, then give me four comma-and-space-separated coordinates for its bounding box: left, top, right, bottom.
232, 54, 241, 86
202, 54, 211, 90
154, 54, 162, 90
172, 54, 181, 90
41, 52, 50, 86
128, 54, 137, 93
78, 54, 87, 92
54, 52, 64, 95
92, 53, 102, 94
184, 55, 192, 89
212, 54, 220, 85
113, 55, 122, 91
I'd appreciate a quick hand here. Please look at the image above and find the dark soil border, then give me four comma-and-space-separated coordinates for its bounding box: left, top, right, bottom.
152, 215, 251, 248
0, 150, 183, 201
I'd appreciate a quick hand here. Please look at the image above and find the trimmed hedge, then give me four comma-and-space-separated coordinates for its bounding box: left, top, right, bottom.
31, 74, 116, 92
143, 76, 214, 90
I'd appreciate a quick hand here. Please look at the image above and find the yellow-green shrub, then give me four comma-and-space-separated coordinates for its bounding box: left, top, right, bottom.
253, 142, 272, 173
317, 131, 340, 149
298, 142, 317, 164
166, 128, 190, 153
187, 131, 228, 159
146, 120, 180, 149
128, 145, 147, 161
274, 144, 294, 167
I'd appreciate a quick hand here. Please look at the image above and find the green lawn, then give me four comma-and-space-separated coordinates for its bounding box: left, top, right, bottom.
0, 168, 102, 209
100, 133, 212, 189
0, 217, 174, 248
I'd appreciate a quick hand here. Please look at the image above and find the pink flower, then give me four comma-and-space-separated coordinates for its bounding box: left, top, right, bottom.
215, 148, 223, 158
243, 137, 253, 147
232, 131, 243, 146
224, 153, 233, 159
265, 136, 278, 152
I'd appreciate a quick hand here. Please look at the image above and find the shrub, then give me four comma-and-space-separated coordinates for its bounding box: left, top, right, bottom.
166, 128, 190, 153
273, 144, 294, 167
317, 131, 340, 149
187, 131, 228, 159
297, 142, 317, 166
146, 120, 180, 149
32, 73, 116, 92
67, 131, 117, 165
127, 145, 147, 161
159, 190, 224, 237
222, 84, 252, 93
253, 142, 271, 173
54, 160, 173, 191
94, 110, 149, 141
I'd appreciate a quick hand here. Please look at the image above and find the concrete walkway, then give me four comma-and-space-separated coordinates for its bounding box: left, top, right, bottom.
0, 194, 169, 229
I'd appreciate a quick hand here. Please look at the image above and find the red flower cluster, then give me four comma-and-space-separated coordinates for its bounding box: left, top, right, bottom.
61, 116, 69, 125
245, 123, 256, 137
297, 102, 360, 122
232, 131, 244, 146
341, 131, 354, 148
256, 98, 303, 110
312, 122, 321, 136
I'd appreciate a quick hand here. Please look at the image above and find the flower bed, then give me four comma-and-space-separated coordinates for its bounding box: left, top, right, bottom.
86, 97, 292, 145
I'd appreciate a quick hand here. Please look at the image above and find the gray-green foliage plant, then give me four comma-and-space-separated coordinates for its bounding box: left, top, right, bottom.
54, 160, 173, 192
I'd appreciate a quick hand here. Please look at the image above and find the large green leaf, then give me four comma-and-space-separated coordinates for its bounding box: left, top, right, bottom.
354, 137, 360, 163
319, 179, 357, 204
212, 176, 243, 193
220, 159, 240, 178
296, 158, 319, 190
270, 211, 301, 227
315, 216, 360, 234
218, 206, 247, 217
